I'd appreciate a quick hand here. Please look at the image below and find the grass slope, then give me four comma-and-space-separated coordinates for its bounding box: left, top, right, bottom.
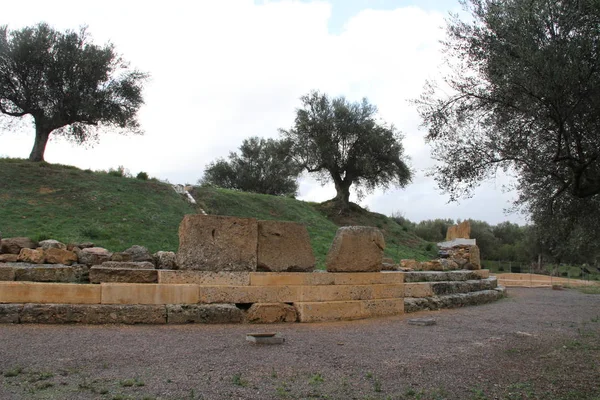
0, 159, 195, 252
193, 187, 437, 267
0, 159, 436, 266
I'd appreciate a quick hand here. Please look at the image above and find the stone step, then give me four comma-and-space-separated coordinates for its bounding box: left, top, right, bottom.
404, 278, 497, 298
249, 271, 404, 286
100, 283, 198, 305
403, 270, 489, 283
197, 284, 404, 304
89, 267, 158, 284
158, 270, 250, 285
0, 282, 101, 304
404, 287, 506, 313
0, 263, 88, 283
294, 298, 404, 322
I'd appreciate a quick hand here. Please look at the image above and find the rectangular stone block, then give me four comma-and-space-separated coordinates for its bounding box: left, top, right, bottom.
0, 282, 101, 304
177, 215, 258, 271
12, 264, 75, 282
158, 270, 250, 286
249, 272, 404, 286
19, 304, 167, 324
473, 269, 490, 279
295, 298, 404, 322
101, 283, 198, 305
257, 220, 315, 272
0, 265, 15, 281
89, 267, 158, 283
0, 304, 21, 323
404, 282, 434, 298
299, 284, 404, 302
166, 304, 244, 324
198, 285, 301, 304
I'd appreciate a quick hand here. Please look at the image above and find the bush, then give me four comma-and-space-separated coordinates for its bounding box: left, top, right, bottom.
136, 171, 149, 180
108, 165, 130, 178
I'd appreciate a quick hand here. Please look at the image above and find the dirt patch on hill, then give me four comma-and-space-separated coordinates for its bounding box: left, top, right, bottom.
0, 288, 599, 399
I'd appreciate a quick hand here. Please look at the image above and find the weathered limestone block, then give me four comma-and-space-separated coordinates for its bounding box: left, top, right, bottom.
166, 304, 244, 324
400, 259, 419, 270
418, 260, 445, 271
177, 215, 258, 271
39, 239, 67, 250
0, 254, 19, 263
153, 251, 177, 270
446, 221, 471, 240
13, 263, 76, 282
44, 248, 77, 265
257, 220, 315, 272
17, 248, 45, 264
77, 247, 112, 266
0, 304, 21, 323
247, 303, 298, 323
1, 237, 38, 254
101, 283, 198, 304
89, 267, 158, 283
123, 245, 154, 263
67, 242, 94, 251
0, 282, 101, 304
403, 270, 490, 283
100, 261, 155, 269
468, 245, 481, 269
110, 252, 133, 262
326, 226, 385, 272
0, 265, 15, 281
19, 304, 167, 324
159, 270, 250, 285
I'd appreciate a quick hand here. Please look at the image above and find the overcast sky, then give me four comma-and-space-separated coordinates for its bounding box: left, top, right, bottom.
0, 0, 527, 225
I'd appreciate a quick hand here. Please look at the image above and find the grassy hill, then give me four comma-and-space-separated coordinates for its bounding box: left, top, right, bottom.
0, 159, 437, 267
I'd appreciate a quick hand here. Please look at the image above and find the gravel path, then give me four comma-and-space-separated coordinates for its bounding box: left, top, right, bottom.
1, 288, 599, 400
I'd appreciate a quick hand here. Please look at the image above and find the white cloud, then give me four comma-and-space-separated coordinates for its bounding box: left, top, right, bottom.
0, 0, 524, 224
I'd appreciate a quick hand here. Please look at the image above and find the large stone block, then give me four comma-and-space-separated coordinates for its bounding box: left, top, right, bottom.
0, 304, 21, 323
89, 267, 158, 284
101, 283, 199, 304
299, 284, 404, 302
177, 215, 258, 271
468, 245, 481, 269
13, 263, 76, 282
99, 261, 155, 269
17, 248, 45, 264
257, 220, 315, 272
0, 265, 15, 281
19, 304, 167, 324
199, 285, 301, 304
153, 251, 177, 270
44, 248, 78, 265
166, 304, 244, 324
247, 303, 298, 323
0, 254, 18, 263
158, 270, 250, 285
295, 298, 404, 322
1, 237, 38, 254
0, 282, 101, 304
326, 226, 385, 272
249, 271, 404, 286
39, 240, 67, 250
77, 247, 112, 266
404, 282, 434, 298
446, 221, 471, 240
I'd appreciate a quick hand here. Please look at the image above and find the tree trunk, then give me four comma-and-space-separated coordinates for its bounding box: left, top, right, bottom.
29, 123, 51, 162
333, 176, 352, 212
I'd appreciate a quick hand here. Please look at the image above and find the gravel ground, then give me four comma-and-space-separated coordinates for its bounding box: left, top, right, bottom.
1, 287, 599, 400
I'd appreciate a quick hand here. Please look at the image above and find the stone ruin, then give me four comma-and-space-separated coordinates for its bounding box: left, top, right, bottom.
0, 216, 503, 325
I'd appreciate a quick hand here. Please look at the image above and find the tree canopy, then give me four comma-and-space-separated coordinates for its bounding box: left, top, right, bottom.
200, 136, 301, 197
416, 0, 600, 214
281, 91, 412, 211
0, 23, 148, 161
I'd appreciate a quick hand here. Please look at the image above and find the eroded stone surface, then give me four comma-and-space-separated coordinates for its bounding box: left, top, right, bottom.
1, 237, 38, 255
326, 226, 385, 272
77, 247, 112, 266
177, 215, 258, 271
153, 251, 177, 270
44, 248, 77, 265
404, 288, 506, 313
0, 265, 15, 281
247, 303, 298, 323
123, 245, 154, 263
17, 248, 45, 264
0, 254, 18, 263
166, 304, 244, 324
100, 261, 155, 269
89, 267, 158, 283
257, 220, 315, 272
39, 240, 66, 250
18, 304, 166, 324
12, 263, 76, 282
446, 221, 471, 240
0, 304, 21, 323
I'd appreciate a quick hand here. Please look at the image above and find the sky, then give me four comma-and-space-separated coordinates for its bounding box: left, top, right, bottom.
0, 0, 527, 225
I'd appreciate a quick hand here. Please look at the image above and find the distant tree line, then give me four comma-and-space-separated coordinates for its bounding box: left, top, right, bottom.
390, 215, 599, 267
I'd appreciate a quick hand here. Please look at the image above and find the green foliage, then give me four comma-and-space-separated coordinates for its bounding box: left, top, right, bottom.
136, 171, 149, 180
0, 159, 195, 252
281, 91, 412, 210
201, 136, 301, 196
0, 23, 148, 161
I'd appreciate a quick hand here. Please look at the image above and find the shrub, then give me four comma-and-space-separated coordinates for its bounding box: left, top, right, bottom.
136, 171, 149, 180
108, 165, 129, 178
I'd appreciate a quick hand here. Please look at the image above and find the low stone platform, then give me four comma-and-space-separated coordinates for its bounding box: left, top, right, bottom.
0, 270, 505, 324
